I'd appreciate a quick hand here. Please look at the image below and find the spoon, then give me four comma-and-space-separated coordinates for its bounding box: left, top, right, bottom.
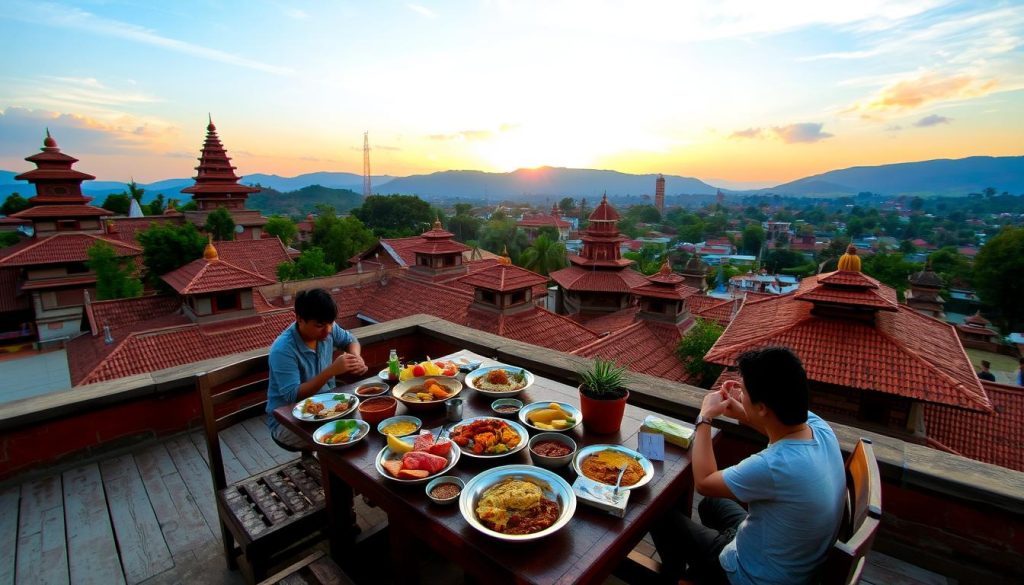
613, 464, 628, 495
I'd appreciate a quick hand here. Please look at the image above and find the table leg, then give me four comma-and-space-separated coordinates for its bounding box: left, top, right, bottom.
388, 516, 421, 585
321, 459, 357, 564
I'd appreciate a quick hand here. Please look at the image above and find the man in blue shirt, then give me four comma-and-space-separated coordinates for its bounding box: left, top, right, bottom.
266, 288, 367, 449
651, 347, 846, 584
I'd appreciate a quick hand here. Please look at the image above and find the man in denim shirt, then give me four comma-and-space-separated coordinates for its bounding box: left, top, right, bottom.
266, 288, 367, 449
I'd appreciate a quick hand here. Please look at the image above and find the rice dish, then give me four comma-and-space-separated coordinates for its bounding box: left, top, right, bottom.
475, 479, 559, 535
474, 368, 528, 393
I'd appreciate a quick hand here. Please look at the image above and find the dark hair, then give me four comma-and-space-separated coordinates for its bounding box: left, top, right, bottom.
736, 346, 808, 425
981, 360, 991, 369
294, 288, 337, 323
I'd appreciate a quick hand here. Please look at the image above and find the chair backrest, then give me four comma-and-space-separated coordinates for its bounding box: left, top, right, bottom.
196, 355, 272, 492
819, 438, 883, 585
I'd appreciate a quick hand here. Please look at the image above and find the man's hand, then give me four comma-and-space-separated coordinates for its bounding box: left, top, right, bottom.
700, 390, 728, 419
719, 380, 747, 422
330, 353, 365, 376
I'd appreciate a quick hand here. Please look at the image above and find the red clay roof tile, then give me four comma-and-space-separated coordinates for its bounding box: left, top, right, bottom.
458, 264, 548, 293
161, 257, 274, 295
925, 381, 1024, 472
549, 265, 649, 292
573, 320, 695, 384
0, 234, 140, 266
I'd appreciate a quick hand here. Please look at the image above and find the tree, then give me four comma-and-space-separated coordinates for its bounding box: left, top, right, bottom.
101, 193, 132, 215
87, 241, 143, 300
928, 247, 972, 288
910, 196, 924, 212
974, 227, 1024, 331
178, 200, 199, 212
862, 252, 920, 300
277, 247, 336, 281
623, 245, 664, 275
453, 203, 473, 216
479, 215, 528, 260
763, 249, 807, 273
310, 206, 376, 270
265, 215, 298, 246
447, 213, 481, 243
144, 193, 166, 216
675, 318, 725, 388
126, 180, 145, 203
559, 197, 576, 213
351, 194, 433, 238
0, 232, 21, 248
137, 222, 207, 287
1, 193, 28, 216
899, 240, 916, 254
205, 207, 236, 241
518, 235, 567, 276
845, 217, 865, 239
741, 224, 766, 255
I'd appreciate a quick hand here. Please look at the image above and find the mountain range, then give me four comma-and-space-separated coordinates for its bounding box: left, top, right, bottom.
0, 156, 1020, 204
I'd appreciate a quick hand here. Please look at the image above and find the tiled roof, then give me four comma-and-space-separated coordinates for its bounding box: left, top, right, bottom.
573, 306, 640, 336
632, 279, 700, 301
703, 291, 992, 411
549, 265, 649, 292
925, 381, 1024, 472
406, 240, 471, 255
357, 277, 473, 324
83, 295, 183, 336
353, 236, 496, 268
20, 275, 97, 290
70, 309, 294, 385
216, 238, 292, 281
457, 264, 547, 292
12, 205, 112, 218
107, 216, 183, 244
793, 270, 898, 311
0, 233, 140, 266
518, 214, 570, 228
0, 269, 30, 312
691, 297, 740, 327
588, 195, 620, 222
466, 306, 600, 353
909, 268, 944, 288
162, 257, 275, 295
573, 320, 695, 384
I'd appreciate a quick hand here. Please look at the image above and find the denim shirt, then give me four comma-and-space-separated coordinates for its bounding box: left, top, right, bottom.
265, 323, 357, 431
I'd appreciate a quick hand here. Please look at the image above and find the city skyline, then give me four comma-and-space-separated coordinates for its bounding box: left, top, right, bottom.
1, 0, 1022, 187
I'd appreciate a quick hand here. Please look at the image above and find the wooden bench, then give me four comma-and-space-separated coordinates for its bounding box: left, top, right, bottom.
197, 356, 328, 584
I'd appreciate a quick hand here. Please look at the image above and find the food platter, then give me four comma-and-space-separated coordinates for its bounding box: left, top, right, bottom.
572, 444, 655, 491
449, 416, 529, 459
465, 365, 535, 398
292, 393, 359, 422
459, 464, 576, 542
518, 401, 582, 433
312, 419, 370, 448
392, 376, 463, 412
374, 441, 461, 485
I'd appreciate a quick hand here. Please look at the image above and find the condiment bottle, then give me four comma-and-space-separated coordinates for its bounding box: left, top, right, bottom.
387, 349, 400, 382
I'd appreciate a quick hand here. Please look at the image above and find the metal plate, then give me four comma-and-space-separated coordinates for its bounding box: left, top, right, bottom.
459, 464, 576, 542
465, 366, 535, 398
292, 393, 359, 422
449, 416, 529, 459
312, 419, 370, 448
518, 401, 583, 433
374, 441, 462, 485
572, 444, 655, 491
392, 376, 463, 411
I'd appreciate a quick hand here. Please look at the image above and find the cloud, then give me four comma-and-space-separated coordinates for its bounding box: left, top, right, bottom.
914, 114, 952, 127
407, 4, 437, 18
728, 123, 832, 144
7, 1, 293, 76
428, 129, 494, 141
0, 107, 179, 158
847, 72, 997, 116
885, 124, 904, 132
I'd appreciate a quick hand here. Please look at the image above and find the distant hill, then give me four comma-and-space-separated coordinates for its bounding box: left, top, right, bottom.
765, 156, 1024, 196
243, 172, 393, 192
375, 167, 717, 200
248, 184, 363, 217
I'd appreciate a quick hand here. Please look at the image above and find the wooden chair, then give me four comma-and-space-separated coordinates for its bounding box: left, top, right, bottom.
256, 550, 353, 585
197, 356, 328, 584
818, 438, 883, 585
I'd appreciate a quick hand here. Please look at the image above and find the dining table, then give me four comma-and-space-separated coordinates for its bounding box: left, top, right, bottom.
273, 349, 711, 585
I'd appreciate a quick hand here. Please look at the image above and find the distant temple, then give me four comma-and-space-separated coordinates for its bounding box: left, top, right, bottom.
905, 261, 945, 318
654, 174, 665, 215
516, 204, 571, 242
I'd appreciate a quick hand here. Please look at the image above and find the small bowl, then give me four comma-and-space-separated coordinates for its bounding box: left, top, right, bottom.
358, 396, 398, 425
425, 475, 465, 505
355, 381, 390, 398
528, 432, 577, 469
377, 415, 422, 437
491, 398, 524, 417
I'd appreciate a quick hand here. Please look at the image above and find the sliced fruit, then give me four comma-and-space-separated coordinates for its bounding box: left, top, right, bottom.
529, 409, 562, 424
427, 440, 452, 457
381, 460, 403, 477
551, 419, 568, 429
412, 364, 426, 377
387, 433, 414, 454
397, 469, 430, 480
413, 431, 435, 452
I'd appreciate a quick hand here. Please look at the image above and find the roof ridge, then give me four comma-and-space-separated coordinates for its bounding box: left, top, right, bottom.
704, 297, 807, 364
571, 321, 644, 355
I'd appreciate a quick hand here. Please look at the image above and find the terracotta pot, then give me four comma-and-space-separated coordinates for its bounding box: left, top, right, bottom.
578, 386, 629, 434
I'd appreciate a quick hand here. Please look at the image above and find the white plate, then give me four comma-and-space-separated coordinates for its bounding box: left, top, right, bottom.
312, 419, 370, 448
374, 441, 461, 484
572, 444, 655, 491
465, 366, 535, 398
292, 393, 359, 422
449, 416, 529, 459
518, 401, 583, 433
459, 464, 576, 542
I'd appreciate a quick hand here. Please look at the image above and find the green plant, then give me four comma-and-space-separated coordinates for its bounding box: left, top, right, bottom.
578, 359, 628, 399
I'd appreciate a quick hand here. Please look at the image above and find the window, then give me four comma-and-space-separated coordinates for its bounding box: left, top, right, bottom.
480, 290, 497, 305
56, 220, 80, 231
67, 262, 90, 274
509, 290, 527, 305
212, 292, 240, 313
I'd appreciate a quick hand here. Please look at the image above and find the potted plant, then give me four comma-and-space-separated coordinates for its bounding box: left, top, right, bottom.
577, 358, 630, 434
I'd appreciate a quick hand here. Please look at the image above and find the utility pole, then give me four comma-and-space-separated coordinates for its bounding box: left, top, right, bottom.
362, 131, 371, 199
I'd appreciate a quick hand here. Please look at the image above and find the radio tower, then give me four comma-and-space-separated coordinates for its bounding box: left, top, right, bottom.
362, 131, 371, 198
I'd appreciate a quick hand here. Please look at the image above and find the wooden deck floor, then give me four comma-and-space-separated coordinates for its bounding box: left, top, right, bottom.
1, 419, 954, 585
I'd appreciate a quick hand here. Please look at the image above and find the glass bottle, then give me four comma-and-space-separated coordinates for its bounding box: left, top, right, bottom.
387, 349, 400, 382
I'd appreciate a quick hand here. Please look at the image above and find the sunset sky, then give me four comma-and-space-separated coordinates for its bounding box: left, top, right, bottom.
1, 1, 1021, 188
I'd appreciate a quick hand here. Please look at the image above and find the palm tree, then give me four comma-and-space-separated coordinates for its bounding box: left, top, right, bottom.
519, 235, 568, 276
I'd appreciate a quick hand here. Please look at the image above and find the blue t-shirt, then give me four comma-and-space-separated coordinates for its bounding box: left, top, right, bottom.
265, 323, 357, 431
720, 412, 845, 585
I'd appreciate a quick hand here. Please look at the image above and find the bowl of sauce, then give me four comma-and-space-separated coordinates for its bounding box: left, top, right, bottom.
491, 398, 524, 417
529, 432, 577, 469
355, 382, 390, 398
425, 475, 464, 505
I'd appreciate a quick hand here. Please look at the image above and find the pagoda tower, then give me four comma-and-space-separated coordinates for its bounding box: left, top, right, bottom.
905, 261, 945, 318
631, 259, 698, 326
550, 194, 647, 316
180, 119, 266, 239
655, 174, 665, 214
405, 219, 471, 282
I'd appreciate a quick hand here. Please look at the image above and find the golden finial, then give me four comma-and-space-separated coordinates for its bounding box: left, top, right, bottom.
498, 245, 512, 265
203, 234, 219, 260
837, 244, 861, 272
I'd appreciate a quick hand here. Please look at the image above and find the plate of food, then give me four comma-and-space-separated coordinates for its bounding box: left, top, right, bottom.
518, 401, 582, 432
375, 431, 461, 484
459, 464, 576, 541
392, 376, 463, 411
312, 419, 370, 448
449, 416, 529, 459
465, 365, 534, 397
379, 360, 460, 382
292, 393, 360, 422
572, 444, 655, 491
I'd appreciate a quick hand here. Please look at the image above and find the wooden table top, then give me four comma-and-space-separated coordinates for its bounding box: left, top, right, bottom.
274, 350, 701, 585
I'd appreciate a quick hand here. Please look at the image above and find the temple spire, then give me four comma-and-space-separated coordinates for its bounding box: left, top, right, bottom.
837, 244, 861, 272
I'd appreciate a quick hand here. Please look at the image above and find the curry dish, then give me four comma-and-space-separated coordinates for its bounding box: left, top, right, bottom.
476, 479, 559, 535
580, 450, 645, 487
